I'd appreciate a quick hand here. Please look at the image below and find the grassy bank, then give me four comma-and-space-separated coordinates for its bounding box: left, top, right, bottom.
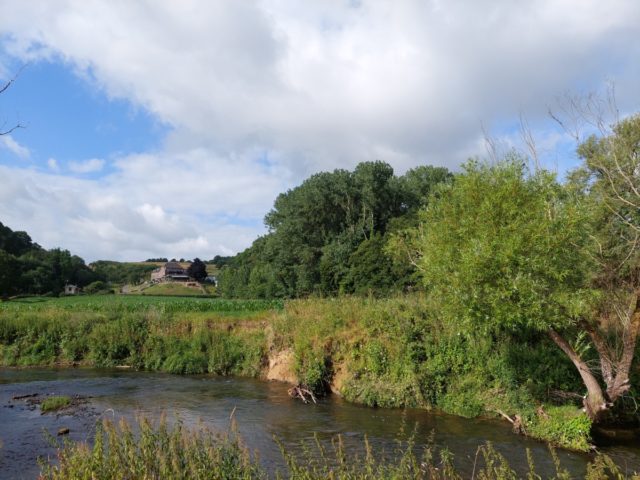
272, 296, 596, 451
0, 294, 622, 450
0, 295, 277, 376
40, 417, 638, 479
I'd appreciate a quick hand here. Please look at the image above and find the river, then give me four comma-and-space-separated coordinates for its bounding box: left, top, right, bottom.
1, 368, 638, 479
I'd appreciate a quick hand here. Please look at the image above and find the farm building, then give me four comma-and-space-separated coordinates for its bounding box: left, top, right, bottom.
150, 261, 190, 282
63, 284, 80, 295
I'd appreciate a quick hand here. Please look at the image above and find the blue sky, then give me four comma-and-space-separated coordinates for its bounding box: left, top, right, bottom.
0, 59, 165, 177
0, 1, 638, 262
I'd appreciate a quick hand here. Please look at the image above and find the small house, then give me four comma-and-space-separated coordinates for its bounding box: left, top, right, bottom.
64, 284, 80, 295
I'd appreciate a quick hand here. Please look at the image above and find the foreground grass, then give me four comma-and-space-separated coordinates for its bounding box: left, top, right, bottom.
39, 417, 639, 480
40, 395, 71, 413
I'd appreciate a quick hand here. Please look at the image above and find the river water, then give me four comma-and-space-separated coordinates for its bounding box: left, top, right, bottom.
1, 368, 638, 479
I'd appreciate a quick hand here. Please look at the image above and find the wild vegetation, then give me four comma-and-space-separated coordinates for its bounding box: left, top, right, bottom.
0, 295, 274, 376
407, 114, 640, 424
0, 294, 623, 450
39, 417, 639, 479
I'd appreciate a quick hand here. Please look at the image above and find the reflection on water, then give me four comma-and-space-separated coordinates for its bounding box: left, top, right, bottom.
1, 368, 638, 479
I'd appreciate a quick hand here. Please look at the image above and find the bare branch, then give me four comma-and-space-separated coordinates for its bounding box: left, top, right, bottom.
481, 121, 499, 163
518, 111, 540, 171
0, 64, 28, 136
0, 123, 25, 136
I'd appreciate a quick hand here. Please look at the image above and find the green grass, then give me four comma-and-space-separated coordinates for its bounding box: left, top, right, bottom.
39, 417, 639, 479
141, 283, 205, 296
41, 395, 71, 412
0, 295, 273, 376
0, 294, 283, 313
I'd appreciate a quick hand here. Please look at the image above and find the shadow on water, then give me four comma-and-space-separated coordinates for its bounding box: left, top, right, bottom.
1, 368, 639, 479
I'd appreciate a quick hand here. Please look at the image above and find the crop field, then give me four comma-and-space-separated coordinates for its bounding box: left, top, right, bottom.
0, 295, 283, 314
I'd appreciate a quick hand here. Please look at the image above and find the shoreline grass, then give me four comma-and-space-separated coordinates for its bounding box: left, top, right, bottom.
39, 417, 639, 480
40, 395, 71, 412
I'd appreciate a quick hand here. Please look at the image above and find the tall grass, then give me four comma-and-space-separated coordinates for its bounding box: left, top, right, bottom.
0, 300, 271, 376
39, 417, 640, 480
39, 417, 263, 480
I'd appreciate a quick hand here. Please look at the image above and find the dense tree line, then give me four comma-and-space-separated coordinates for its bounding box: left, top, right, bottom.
206, 255, 232, 268
0, 222, 100, 298
218, 162, 452, 297
89, 261, 157, 286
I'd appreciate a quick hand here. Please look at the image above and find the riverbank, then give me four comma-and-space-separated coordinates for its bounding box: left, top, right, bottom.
0, 295, 634, 451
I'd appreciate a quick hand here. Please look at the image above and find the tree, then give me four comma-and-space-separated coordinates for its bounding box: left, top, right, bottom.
413, 158, 609, 419
0, 250, 19, 299
187, 258, 207, 282
566, 114, 640, 415
219, 161, 451, 298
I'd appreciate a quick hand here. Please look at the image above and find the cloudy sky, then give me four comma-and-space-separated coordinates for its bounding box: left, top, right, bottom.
0, 1, 638, 262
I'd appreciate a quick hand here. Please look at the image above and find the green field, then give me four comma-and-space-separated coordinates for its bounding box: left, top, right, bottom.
0, 294, 283, 314
140, 283, 206, 296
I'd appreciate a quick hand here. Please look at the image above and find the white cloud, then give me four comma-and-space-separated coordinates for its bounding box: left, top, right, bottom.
47, 157, 59, 171
0, 0, 639, 260
1, 134, 30, 158
68, 158, 105, 173
0, 164, 268, 261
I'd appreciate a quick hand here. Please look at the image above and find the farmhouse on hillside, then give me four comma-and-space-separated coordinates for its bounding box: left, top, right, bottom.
150, 261, 190, 282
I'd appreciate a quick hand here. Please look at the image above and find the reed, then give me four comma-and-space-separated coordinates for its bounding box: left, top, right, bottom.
38, 417, 640, 480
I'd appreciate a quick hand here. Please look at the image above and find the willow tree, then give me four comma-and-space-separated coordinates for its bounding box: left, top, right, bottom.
415, 112, 640, 421
413, 158, 608, 418
569, 114, 640, 414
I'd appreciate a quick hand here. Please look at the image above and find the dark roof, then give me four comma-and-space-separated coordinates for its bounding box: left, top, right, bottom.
165, 261, 183, 269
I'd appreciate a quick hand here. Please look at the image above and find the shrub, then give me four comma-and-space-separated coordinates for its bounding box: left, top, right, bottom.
525, 405, 593, 452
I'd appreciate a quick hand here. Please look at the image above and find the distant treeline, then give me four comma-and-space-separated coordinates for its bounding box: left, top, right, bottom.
0, 222, 100, 298
0, 223, 166, 297
144, 256, 232, 268
90, 261, 157, 285
218, 161, 452, 298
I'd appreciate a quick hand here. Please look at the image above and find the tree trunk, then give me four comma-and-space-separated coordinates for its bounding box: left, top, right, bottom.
548, 329, 608, 421
580, 292, 640, 406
